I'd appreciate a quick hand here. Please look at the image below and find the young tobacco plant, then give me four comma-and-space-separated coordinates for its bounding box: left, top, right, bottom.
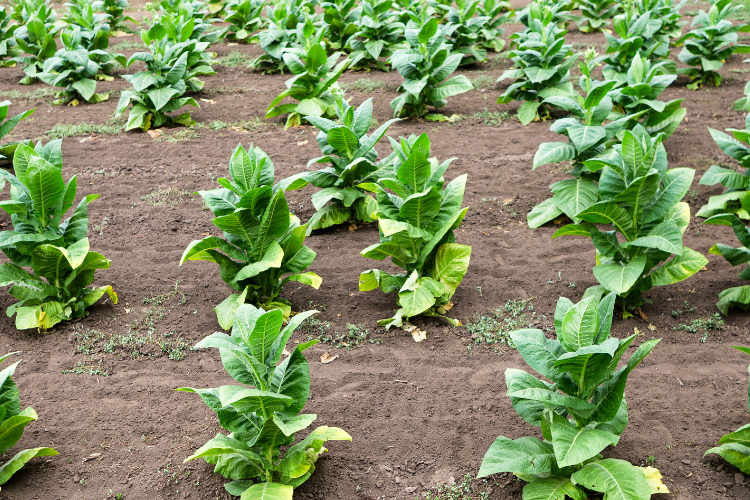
0, 143, 117, 331
696, 115, 750, 220
360, 133, 471, 328
516, 0, 578, 29
0, 101, 35, 163
116, 23, 204, 131
12, 7, 61, 84
224, 0, 265, 42
388, 18, 474, 120
554, 129, 707, 312
478, 292, 660, 500
0, 7, 21, 66
440, 0, 491, 65
578, 0, 621, 33
180, 144, 319, 328
92, 0, 137, 32
475, 0, 512, 52
601, 7, 673, 83
634, 0, 687, 40
265, 20, 349, 129
346, 0, 405, 72
38, 26, 125, 105
528, 55, 641, 228
320, 0, 361, 51
705, 212, 750, 315
497, 13, 577, 125
608, 53, 686, 139
677, 0, 750, 90
181, 305, 351, 499
251, 0, 315, 73
0, 353, 58, 486
301, 96, 398, 234
705, 346, 750, 472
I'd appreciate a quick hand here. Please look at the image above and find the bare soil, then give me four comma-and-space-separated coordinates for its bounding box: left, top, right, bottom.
0, 1, 749, 499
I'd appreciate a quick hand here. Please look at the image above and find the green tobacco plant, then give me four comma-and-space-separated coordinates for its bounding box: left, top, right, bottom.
696, 115, 750, 220
0, 7, 21, 66
554, 129, 707, 312
634, 0, 686, 40
10, 0, 54, 25
63, 0, 108, 26
321, 0, 361, 51
735, 80, 750, 113
0, 101, 34, 163
497, 14, 577, 125
389, 18, 474, 120
250, 0, 315, 73
12, 8, 61, 84
346, 0, 405, 72
705, 212, 750, 315
705, 346, 750, 472
516, 0, 578, 29
224, 0, 265, 42
0, 144, 117, 331
360, 133, 471, 328
116, 23, 205, 131
92, 0, 137, 32
528, 55, 642, 228
300, 95, 399, 233
475, 0, 512, 52
68, 10, 126, 78
39, 27, 125, 105
266, 23, 349, 129
441, 0, 491, 65
677, 0, 750, 90
479, 292, 661, 500
608, 53, 686, 139
180, 305, 351, 499
180, 144, 319, 328
0, 353, 58, 486
601, 8, 672, 83
578, 0, 621, 33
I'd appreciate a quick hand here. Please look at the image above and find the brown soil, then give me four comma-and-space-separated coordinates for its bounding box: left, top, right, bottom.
0, 1, 749, 499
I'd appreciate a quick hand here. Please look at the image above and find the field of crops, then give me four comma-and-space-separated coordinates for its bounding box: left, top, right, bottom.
0, 0, 749, 498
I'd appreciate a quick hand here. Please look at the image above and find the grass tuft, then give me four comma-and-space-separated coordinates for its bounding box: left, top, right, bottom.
473, 108, 509, 127
466, 298, 538, 348
215, 51, 252, 67
45, 121, 124, 139
341, 78, 391, 92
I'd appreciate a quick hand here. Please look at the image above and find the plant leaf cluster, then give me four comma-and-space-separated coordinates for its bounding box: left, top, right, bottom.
251, 0, 317, 74
0, 101, 35, 164
479, 292, 660, 500
0, 7, 21, 66
320, 0, 361, 51
181, 305, 351, 499
0, 143, 117, 331
92, 0, 137, 32
359, 133, 471, 328
180, 144, 319, 328
389, 18, 474, 120
474, 0, 512, 52
578, 0, 621, 33
12, 5, 61, 84
346, 0, 405, 72
224, 0, 265, 41
705, 212, 750, 315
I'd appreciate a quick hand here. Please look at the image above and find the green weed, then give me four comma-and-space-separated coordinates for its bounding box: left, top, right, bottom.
303, 319, 381, 349
157, 128, 198, 142
675, 313, 724, 343
205, 117, 268, 132
340, 78, 390, 92
466, 298, 538, 348
215, 51, 252, 67
62, 360, 108, 376
422, 474, 491, 500
140, 187, 194, 207
0, 87, 56, 101
45, 121, 124, 139
470, 74, 496, 89
473, 108, 509, 126
109, 41, 146, 51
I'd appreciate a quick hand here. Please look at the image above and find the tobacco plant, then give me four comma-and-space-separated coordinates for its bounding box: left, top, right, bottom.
180, 144, 319, 328
0, 144, 117, 331
578, 0, 621, 33
266, 22, 349, 129
475, 0, 512, 52
39, 27, 125, 105
63, 0, 107, 26
497, 13, 577, 125
224, 0, 265, 42
705, 212, 750, 315
696, 116, 750, 220
0, 101, 34, 163
301, 95, 398, 233
0, 7, 21, 66
251, 0, 315, 73
181, 305, 351, 499
634, 0, 687, 40
320, 0, 361, 51
360, 133, 471, 328
516, 0, 578, 29
479, 292, 660, 500
528, 55, 642, 228
67, 10, 125, 77
12, 8, 61, 84
116, 23, 205, 131
677, 0, 750, 90
601, 8, 672, 82
92, 0, 137, 32
705, 346, 750, 472
441, 0, 491, 65
608, 53, 686, 139
346, 0, 405, 72
554, 129, 707, 312
389, 18, 474, 120
0, 353, 58, 486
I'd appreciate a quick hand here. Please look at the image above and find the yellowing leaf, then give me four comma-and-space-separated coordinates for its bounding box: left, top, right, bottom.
639, 466, 669, 494
320, 352, 338, 364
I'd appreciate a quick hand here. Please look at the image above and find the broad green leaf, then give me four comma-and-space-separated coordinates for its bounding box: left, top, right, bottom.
717, 286, 750, 316
621, 220, 682, 255
704, 443, 750, 475
429, 243, 471, 292
560, 297, 599, 351
233, 241, 284, 283
593, 255, 647, 295
522, 478, 586, 500
551, 412, 619, 467
648, 248, 707, 287
567, 126, 606, 153
510, 329, 564, 382
0, 446, 58, 486
534, 142, 576, 169
577, 202, 635, 240
326, 127, 359, 159
527, 198, 563, 228
518, 101, 541, 126
215, 289, 249, 331
571, 459, 651, 500
478, 436, 555, 478
551, 179, 598, 222
644, 168, 694, 224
